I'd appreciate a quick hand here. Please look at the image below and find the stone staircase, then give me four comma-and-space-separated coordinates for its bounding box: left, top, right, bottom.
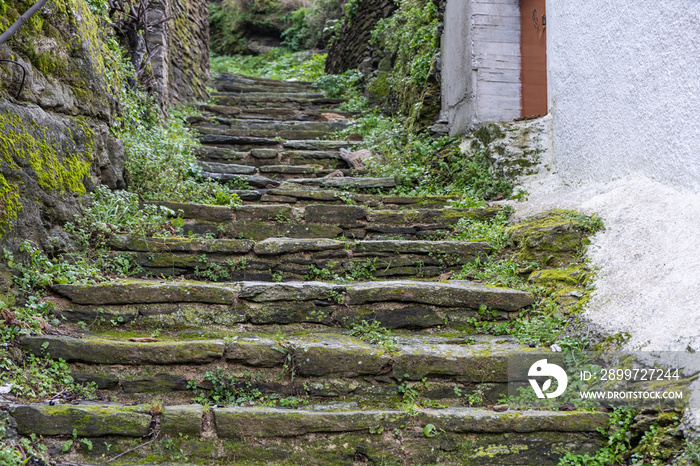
11, 73, 607, 465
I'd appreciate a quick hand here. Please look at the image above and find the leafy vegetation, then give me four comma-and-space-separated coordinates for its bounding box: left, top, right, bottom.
349, 319, 399, 352
189, 368, 308, 409
369, 0, 441, 126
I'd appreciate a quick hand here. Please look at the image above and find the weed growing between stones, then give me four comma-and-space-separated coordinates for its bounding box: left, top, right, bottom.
349, 319, 398, 352
189, 367, 309, 409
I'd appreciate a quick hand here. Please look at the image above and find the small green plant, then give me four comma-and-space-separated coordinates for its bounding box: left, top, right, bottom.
189, 368, 262, 406
275, 212, 290, 224
350, 320, 398, 352
272, 271, 284, 282
454, 386, 484, 407
346, 258, 378, 281
558, 408, 636, 466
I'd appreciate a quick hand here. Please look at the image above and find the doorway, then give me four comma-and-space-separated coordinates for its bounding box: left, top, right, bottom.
520, 0, 548, 117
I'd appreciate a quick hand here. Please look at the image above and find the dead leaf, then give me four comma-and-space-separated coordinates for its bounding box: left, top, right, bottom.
1, 309, 20, 327
321, 112, 348, 122
438, 272, 453, 281
129, 337, 158, 343
339, 148, 372, 171
324, 170, 345, 178
31, 316, 48, 333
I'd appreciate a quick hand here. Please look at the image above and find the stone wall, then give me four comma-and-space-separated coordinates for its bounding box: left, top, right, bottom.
0, 0, 125, 253
325, 0, 397, 74
148, 0, 211, 104
168, 0, 210, 103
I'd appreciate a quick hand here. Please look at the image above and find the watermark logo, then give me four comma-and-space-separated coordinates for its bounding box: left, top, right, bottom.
528, 359, 568, 399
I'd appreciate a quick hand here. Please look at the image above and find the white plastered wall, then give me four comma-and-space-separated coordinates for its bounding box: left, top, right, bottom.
546, 0, 700, 192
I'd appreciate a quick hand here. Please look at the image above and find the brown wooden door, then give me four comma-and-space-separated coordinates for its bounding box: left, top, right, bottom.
520, 0, 548, 117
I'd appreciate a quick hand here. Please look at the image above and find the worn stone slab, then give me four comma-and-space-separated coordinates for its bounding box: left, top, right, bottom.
253, 238, 344, 255
238, 281, 344, 302
198, 134, 277, 145
234, 204, 292, 222
267, 189, 341, 202
108, 236, 254, 254
392, 341, 544, 381
352, 240, 492, 255
121, 373, 189, 393
259, 165, 317, 174
305, 204, 367, 224
249, 148, 280, 159
347, 281, 534, 311
21, 336, 226, 365
283, 140, 357, 150
161, 405, 203, 437
213, 406, 607, 439
367, 208, 498, 225
52, 280, 239, 305
198, 161, 257, 175
289, 177, 395, 189
145, 201, 233, 221
11, 404, 151, 437
194, 146, 246, 161
231, 190, 263, 201
282, 150, 342, 160
203, 173, 281, 188
215, 407, 407, 438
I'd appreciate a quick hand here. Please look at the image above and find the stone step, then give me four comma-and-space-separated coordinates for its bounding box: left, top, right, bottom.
198, 104, 357, 122
211, 92, 345, 109
197, 136, 358, 153
195, 146, 350, 170
106, 236, 491, 280
215, 72, 315, 89
194, 121, 344, 140
194, 116, 348, 132
23, 331, 538, 381
66, 365, 508, 404
48, 278, 533, 330
9, 403, 606, 465
286, 176, 396, 190
226, 187, 459, 208
198, 161, 354, 181
148, 202, 500, 240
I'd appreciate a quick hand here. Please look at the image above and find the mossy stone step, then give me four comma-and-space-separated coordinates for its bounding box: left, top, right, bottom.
215, 72, 314, 89
224, 188, 459, 208
212, 93, 345, 109
106, 236, 491, 280
65, 343, 511, 398
148, 201, 499, 240
283, 140, 358, 150
8, 403, 606, 465
195, 123, 338, 141
287, 176, 396, 190
22, 333, 540, 381
51, 279, 532, 310
199, 104, 357, 122
197, 117, 348, 132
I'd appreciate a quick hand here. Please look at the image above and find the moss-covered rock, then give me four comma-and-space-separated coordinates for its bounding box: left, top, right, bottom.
346, 280, 534, 311
507, 209, 600, 267
21, 335, 226, 364
11, 404, 151, 437
52, 279, 240, 305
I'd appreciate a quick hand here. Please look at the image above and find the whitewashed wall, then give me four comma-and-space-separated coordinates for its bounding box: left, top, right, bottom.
442, 0, 521, 134
547, 0, 700, 192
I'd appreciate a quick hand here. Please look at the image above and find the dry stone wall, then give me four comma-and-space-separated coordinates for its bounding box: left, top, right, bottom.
325, 0, 397, 74
0, 0, 125, 254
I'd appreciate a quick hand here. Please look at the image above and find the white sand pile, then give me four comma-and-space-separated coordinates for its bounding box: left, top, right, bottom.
511, 173, 700, 352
